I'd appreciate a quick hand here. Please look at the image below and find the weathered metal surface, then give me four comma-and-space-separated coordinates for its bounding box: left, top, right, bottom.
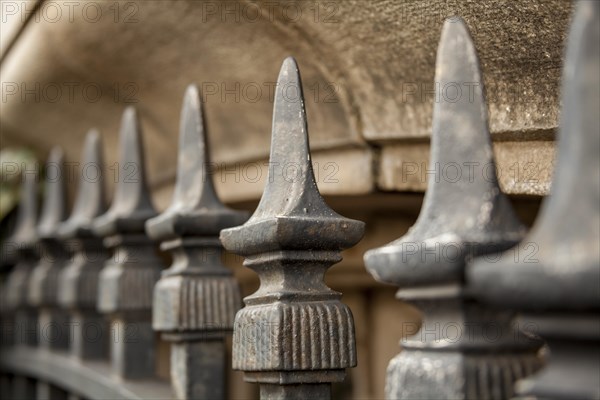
469, 2, 600, 399
220, 57, 365, 399
93, 107, 162, 380
364, 17, 543, 400
146, 84, 248, 399
57, 130, 109, 360
0, 346, 173, 400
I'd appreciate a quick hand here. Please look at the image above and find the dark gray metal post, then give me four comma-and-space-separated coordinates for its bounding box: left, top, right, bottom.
28, 148, 70, 353
363, 18, 543, 400
26, 148, 70, 400
93, 107, 162, 380
220, 57, 365, 400
4, 170, 39, 400
5, 170, 39, 346
470, 2, 599, 399
58, 130, 109, 361
146, 84, 249, 399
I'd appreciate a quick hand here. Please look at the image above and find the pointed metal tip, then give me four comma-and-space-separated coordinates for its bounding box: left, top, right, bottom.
184, 83, 201, 102
59, 129, 106, 239
281, 56, 298, 70
93, 107, 156, 237
364, 18, 524, 288
268, 55, 310, 187
437, 15, 478, 79
442, 16, 467, 34
38, 146, 67, 239
11, 168, 38, 246
87, 127, 100, 142
146, 84, 248, 240
220, 58, 364, 256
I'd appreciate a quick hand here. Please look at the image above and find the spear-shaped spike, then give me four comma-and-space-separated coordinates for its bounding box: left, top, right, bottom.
363, 18, 541, 400
365, 18, 525, 287
221, 57, 364, 255
37, 147, 67, 240
59, 129, 106, 239
470, 0, 599, 312
146, 84, 247, 240
220, 57, 364, 398
252, 56, 326, 217
10, 170, 38, 248
93, 107, 156, 237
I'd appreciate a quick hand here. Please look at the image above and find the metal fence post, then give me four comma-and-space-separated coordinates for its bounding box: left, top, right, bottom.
470, 2, 600, 399
363, 17, 543, 399
28, 147, 70, 352
4, 170, 39, 399
58, 130, 109, 361
146, 84, 249, 399
220, 57, 365, 400
27, 148, 71, 400
93, 107, 162, 380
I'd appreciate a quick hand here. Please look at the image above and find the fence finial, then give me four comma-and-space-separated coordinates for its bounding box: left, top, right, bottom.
10, 168, 38, 250
3, 167, 39, 399
94, 107, 162, 379
59, 130, 105, 238
36, 147, 67, 240
364, 17, 541, 399
147, 84, 248, 399
470, 2, 600, 398
147, 84, 248, 239
28, 147, 71, 352
58, 130, 109, 360
220, 56, 365, 400
93, 107, 155, 236
5, 169, 39, 343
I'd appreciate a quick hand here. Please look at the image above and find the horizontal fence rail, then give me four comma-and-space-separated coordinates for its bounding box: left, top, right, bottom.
0, 2, 598, 399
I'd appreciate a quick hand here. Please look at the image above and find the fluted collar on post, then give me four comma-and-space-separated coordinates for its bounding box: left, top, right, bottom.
365, 19, 525, 289
93, 107, 156, 238
220, 57, 364, 397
